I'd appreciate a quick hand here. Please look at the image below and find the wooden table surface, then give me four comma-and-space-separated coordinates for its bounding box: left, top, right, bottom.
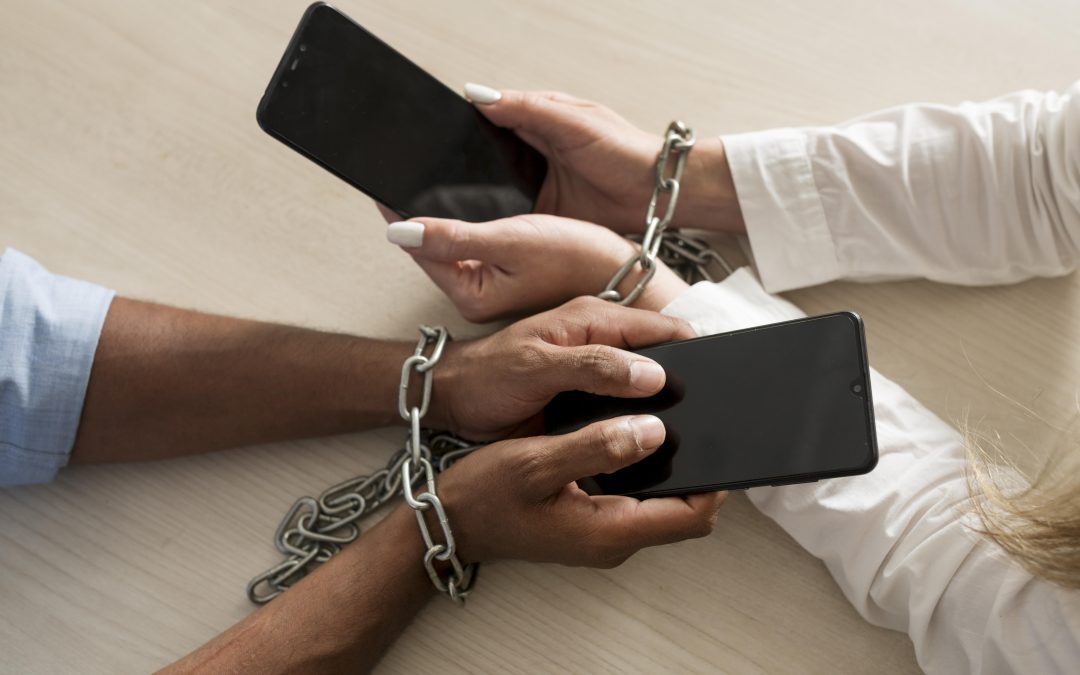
3, 1, 1079, 672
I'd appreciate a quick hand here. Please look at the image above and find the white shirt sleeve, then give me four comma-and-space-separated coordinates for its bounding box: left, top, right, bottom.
722, 82, 1080, 293
662, 269, 1080, 675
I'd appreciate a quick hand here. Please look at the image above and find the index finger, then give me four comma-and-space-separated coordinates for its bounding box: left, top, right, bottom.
540, 296, 697, 349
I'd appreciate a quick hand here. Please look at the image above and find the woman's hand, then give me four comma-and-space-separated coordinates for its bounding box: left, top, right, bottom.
387, 213, 688, 321
435, 414, 727, 567
463, 84, 744, 233
430, 296, 694, 441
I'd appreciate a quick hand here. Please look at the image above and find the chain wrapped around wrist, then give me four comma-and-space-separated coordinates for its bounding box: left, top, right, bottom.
599, 121, 733, 305
397, 326, 476, 604
246, 326, 480, 606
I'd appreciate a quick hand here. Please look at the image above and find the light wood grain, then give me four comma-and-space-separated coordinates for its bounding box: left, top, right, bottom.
2, 1, 1079, 673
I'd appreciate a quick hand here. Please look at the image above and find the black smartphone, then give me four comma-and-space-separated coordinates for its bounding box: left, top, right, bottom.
544, 312, 878, 497
256, 2, 547, 222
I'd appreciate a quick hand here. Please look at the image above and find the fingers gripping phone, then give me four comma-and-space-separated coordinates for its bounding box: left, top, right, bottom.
257, 2, 547, 222
544, 313, 879, 497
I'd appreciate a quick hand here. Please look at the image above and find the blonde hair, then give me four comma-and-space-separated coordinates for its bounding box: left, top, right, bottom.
964, 423, 1080, 590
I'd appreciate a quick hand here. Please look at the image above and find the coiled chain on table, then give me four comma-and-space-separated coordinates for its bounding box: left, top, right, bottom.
246, 328, 479, 605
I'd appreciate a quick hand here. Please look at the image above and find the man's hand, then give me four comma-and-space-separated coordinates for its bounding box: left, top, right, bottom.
386, 213, 689, 322
165, 414, 726, 674
429, 296, 696, 441
464, 86, 745, 234
436, 414, 728, 566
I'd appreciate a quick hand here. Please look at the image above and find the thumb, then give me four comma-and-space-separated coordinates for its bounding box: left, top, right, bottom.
522, 415, 667, 498
540, 342, 669, 399
386, 217, 507, 263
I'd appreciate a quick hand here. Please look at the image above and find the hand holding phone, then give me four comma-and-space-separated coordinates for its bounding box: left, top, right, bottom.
545, 313, 879, 497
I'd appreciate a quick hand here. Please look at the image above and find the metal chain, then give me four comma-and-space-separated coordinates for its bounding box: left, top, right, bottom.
396, 326, 476, 604
630, 230, 734, 284
599, 121, 733, 303
246, 328, 481, 606
248, 123, 735, 606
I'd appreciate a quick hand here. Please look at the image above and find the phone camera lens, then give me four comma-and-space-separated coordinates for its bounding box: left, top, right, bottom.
852, 384, 863, 394
299, 43, 308, 52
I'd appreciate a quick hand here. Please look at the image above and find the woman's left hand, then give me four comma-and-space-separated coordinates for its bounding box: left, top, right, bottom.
386, 213, 687, 321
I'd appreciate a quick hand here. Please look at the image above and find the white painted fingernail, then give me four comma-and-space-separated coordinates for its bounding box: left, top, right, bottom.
387, 221, 425, 248
464, 82, 502, 105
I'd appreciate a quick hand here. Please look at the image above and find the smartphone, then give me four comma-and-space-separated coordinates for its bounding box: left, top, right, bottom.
544, 312, 878, 497
256, 2, 547, 222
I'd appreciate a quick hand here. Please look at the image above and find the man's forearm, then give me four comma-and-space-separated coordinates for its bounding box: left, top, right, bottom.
71, 297, 420, 463
161, 505, 433, 674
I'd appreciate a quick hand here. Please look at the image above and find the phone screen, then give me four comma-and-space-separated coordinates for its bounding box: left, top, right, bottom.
257, 3, 547, 222
544, 313, 878, 497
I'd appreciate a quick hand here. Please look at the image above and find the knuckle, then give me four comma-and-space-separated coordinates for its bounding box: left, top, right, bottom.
523, 91, 553, 111
691, 508, 720, 539
515, 342, 552, 376
444, 222, 472, 260
574, 345, 622, 381
591, 421, 631, 467
517, 444, 556, 485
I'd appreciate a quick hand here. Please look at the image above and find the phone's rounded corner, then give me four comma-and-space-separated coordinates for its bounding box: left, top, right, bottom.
305, 1, 330, 18
836, 310, 864, 331
858, 446, 880, 475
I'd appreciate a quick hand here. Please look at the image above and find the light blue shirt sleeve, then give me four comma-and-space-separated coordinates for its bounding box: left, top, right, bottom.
0, 249, 115, 486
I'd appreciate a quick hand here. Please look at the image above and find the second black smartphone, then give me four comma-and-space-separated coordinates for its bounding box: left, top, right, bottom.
544, 313, 878, 497
257, 3, 547, 222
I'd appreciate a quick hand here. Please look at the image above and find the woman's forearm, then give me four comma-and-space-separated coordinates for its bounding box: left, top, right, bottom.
677, 137, 746, 234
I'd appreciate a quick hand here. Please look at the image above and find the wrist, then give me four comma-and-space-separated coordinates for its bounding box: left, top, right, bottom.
675, 137, 746, 233
344, 339, 416, 429
603, 240, 688, 312
425, 457, 485, 565
428, 340, 469, 434
631, 262, 690, 312
377, 332, 465, 435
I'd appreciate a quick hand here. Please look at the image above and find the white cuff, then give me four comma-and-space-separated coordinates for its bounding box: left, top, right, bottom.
722, 129, 842, 293
660, 267, 806, 336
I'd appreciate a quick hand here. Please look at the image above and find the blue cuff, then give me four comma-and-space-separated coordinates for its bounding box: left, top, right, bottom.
0, 249, 115, 486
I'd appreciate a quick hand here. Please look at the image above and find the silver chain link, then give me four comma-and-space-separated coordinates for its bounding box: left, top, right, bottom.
247, 327, 481, 606
599, 121, 733, 304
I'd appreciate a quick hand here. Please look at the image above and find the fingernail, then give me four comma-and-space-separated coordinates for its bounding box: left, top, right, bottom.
629, 359, 665, 393
630, 415, 666, 452
387, 221, 425, 248
464, 82, 502, 105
